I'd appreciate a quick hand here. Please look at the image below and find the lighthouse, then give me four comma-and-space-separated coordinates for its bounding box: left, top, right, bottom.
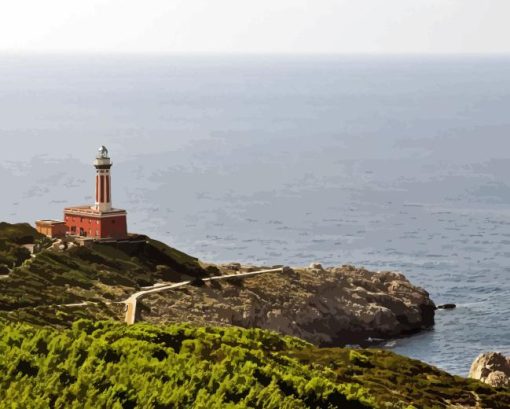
63, 146, 128, 240
94, 146, 113, 212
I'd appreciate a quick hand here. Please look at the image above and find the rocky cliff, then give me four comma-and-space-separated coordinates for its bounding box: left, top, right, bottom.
140, 263, 435, 346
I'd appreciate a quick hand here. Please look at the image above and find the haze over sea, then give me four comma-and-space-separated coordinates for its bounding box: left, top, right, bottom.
1, 54, 509, 375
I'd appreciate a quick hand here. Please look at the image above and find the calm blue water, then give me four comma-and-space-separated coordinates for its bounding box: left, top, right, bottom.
1, 54, 509, 375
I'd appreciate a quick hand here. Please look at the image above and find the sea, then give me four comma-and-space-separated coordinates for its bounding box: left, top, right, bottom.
0, 54, 509, 376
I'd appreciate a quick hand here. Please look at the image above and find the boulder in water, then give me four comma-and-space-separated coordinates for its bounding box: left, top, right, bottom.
436, 303, 456, 310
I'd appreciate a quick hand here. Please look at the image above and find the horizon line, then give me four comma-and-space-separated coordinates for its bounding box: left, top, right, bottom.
1, 50, 510, 58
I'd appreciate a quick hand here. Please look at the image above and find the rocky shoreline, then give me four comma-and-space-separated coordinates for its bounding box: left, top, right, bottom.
139, 262, 436, 346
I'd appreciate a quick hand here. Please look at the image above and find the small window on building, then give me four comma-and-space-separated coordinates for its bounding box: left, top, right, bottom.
112, 220, 115, 224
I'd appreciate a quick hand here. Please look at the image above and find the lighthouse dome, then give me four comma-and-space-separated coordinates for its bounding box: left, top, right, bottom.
97, 145, 109, 159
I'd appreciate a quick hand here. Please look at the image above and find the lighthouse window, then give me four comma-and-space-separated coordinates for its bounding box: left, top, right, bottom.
112, 220, 115, 224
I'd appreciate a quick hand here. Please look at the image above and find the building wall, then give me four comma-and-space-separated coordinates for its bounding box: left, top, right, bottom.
36, 225, 51, 237
36, 223, 67, 239
52, 224, 67, 238
101, 215, 128, 239
64, 214, 128, 239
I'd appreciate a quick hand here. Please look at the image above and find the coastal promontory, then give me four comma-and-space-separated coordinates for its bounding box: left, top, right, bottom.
0, 222, 434, 346
140, 263, 436, 346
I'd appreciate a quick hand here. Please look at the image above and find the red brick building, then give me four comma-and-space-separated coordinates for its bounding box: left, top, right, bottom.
64, 146, 128, 240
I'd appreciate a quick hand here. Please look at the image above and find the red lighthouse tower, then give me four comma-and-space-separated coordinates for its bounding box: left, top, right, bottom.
64, 146, 128, 240
94, 145, 113, 212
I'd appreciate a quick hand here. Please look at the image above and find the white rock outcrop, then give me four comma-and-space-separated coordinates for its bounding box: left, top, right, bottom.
142, 264, 436, 346
469, 352, 510, 387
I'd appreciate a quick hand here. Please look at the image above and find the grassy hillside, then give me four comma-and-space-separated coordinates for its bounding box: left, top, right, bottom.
0, 222, 208, 326
0, 222, 47, 270
0, 320, 508, 409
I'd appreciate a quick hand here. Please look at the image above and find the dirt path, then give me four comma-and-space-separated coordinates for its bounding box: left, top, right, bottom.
124, 267, 286, 325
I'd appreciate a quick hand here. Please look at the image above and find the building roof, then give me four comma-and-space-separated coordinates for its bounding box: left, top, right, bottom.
64, 206, 127, 217
35, 219, 66, 225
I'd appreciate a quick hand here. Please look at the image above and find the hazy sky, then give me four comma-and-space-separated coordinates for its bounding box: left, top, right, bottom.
1, 0, 509, 54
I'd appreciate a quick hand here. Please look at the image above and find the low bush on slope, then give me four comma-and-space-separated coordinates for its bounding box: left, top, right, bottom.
0, 321, 508, 409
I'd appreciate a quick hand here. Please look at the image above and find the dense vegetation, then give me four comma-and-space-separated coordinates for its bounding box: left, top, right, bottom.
1, 222, 508, 408
0, 223, 208, 326
0, 320, 508, 409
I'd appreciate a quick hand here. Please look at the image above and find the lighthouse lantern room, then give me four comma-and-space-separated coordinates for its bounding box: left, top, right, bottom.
63, 146, 128, 240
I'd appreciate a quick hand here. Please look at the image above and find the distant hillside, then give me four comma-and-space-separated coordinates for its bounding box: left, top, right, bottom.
0, 320, 508, 409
